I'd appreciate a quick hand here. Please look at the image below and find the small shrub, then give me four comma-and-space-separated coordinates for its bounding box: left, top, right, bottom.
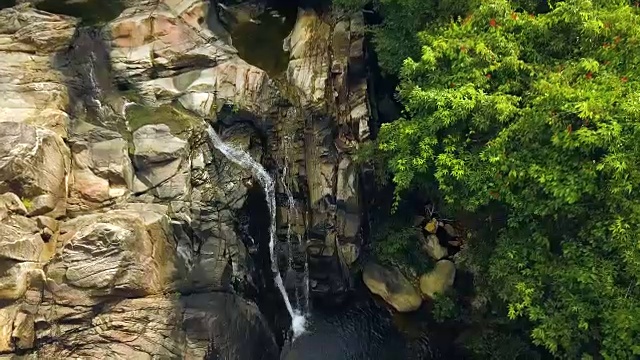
20, 197, 32, 211
371, 212, 433, 276
432, 291, 460, 323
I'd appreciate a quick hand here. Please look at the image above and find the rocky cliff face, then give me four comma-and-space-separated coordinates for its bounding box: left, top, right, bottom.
0, 0, 371, 358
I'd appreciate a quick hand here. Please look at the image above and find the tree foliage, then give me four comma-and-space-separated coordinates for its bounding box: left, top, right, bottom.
333, 0, 548, 73
372, 0, 640, 357
334, 0, 477, 73
370, 207, 434, 275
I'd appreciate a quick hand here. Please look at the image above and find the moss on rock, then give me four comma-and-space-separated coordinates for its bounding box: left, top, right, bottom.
127, 102, 201, 136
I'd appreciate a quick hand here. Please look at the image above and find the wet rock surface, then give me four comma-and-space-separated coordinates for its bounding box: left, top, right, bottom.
0, 0, 373, 358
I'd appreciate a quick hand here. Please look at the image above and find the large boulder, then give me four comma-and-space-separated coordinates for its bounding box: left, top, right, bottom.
0, 5, 76, 129
108, 0, 233, 81
0, 216, 43, 264
35, 297, 190, 358
106, 0, 273, 117
422, 233, 448, 260
0, 122, 70, 217
0, 304, 19, 353
133, 124, 188, 163
285, 9, 330, 108
132, 124, 190, 199
419, 260, 456, 298
336, 157, 360, 241
0, 195, 57, 354
363, 262, 422, 312
0, 192, 27, 220
31, 292, 277, 359
182, 293, 279, 359
141, 59, 272, 117
67, 122, 134, 213
45, 204, 180, 305
0, 192, 272, 357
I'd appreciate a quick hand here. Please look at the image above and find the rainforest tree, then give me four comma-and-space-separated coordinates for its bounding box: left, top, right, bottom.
362, 0, 640, 357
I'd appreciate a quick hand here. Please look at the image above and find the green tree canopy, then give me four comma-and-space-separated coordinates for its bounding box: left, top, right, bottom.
373, 0, 640, 357
334, 0, 477, 72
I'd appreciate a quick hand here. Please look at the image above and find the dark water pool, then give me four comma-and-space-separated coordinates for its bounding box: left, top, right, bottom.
36, 0, 125, 25
0, 0, 15, 10
281, 296, 435, 360
229, 3, 296, 77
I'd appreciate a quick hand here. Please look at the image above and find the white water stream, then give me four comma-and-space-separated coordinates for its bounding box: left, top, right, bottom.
121, 100, 136, 132
205, 125, 307, 339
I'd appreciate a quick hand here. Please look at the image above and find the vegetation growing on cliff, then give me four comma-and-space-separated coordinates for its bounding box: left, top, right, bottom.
341, 0, 640, 358
126, 102, 200, 135
370, 210, 434, 276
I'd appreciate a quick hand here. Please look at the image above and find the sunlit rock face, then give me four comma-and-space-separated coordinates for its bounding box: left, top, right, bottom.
0, 0, 372, 357
107, 0, 273, 117
0, 6, 75, 219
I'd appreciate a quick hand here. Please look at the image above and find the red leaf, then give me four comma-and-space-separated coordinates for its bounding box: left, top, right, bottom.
622, 76, 629, 83
489, 18, 497, 28
460, 45, 468, 53
614, 36, 622, 44
603, 42, 610, 48
585, 72, 593, 80
486, 73, 492, 79
567, 124, 573, 134
511, 12, 518, 20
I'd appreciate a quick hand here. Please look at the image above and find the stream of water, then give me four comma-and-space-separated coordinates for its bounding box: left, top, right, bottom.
281, 135, 310, 313
205, 124, 307, 338
121, 100, 136, 132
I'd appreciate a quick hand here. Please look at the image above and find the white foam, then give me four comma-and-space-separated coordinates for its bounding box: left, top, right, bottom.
291, 312, 307, 339
206, 124, 308, 341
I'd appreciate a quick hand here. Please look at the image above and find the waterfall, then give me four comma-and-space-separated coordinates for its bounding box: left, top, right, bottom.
281, 136, 296, 300
85, 53, 104, 112
281, 135, 310, 314
205, 124, 307, 339
303, 233, 310, 312
121, 100, 136, 132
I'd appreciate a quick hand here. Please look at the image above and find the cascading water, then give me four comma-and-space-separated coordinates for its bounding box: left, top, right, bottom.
303, 234, 310, 312
121, 100, 136, 132
85, 53, 104, 112
281, 135, 310, 314
205, 124, 307, 339
281, 137, 295, 271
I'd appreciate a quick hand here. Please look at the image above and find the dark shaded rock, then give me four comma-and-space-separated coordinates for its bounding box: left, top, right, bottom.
183, 292, 279, 360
